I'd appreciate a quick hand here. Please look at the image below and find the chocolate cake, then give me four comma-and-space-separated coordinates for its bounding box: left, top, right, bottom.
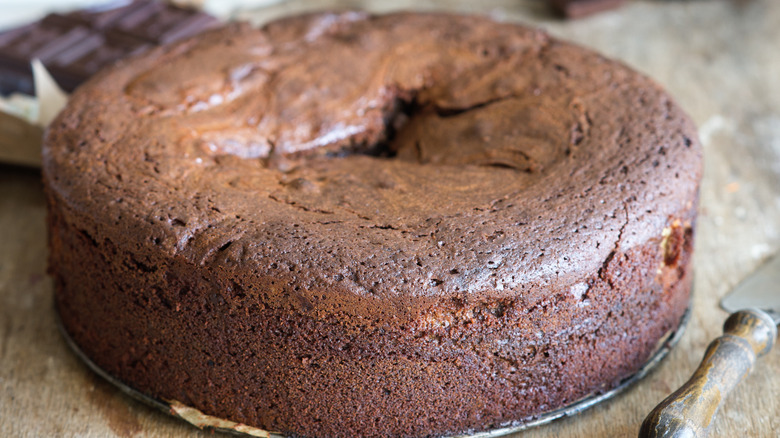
43, 12, 702, 438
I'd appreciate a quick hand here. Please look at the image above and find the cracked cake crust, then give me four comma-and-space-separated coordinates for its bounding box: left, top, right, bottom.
44, 11, 701, 438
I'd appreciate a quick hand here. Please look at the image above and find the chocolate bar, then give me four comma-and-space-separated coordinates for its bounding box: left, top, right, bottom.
549, 0, 627, 19
0, 0, 218, 96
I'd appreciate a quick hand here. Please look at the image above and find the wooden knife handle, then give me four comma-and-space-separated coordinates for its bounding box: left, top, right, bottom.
639, 308, 777, 438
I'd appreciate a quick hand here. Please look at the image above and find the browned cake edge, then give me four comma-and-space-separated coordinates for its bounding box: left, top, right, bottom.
47, 193, 695, 437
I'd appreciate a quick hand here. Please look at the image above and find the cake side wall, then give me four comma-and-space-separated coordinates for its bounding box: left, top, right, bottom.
48, 184, 695, 438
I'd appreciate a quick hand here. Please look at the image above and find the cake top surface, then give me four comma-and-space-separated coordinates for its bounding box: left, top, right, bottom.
43, 12, 701, 320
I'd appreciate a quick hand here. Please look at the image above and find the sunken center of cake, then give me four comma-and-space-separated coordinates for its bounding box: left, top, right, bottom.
120, 11, 583, 222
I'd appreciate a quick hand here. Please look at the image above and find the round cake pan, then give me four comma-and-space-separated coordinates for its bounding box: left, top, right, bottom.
56, 306, 690, 438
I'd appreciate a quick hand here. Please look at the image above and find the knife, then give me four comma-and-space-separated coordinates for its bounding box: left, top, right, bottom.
638, 254, 780, 438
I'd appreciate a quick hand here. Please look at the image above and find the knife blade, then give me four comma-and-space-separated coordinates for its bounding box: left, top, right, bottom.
721, 254, 780, 323
639, 252, 780, 438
